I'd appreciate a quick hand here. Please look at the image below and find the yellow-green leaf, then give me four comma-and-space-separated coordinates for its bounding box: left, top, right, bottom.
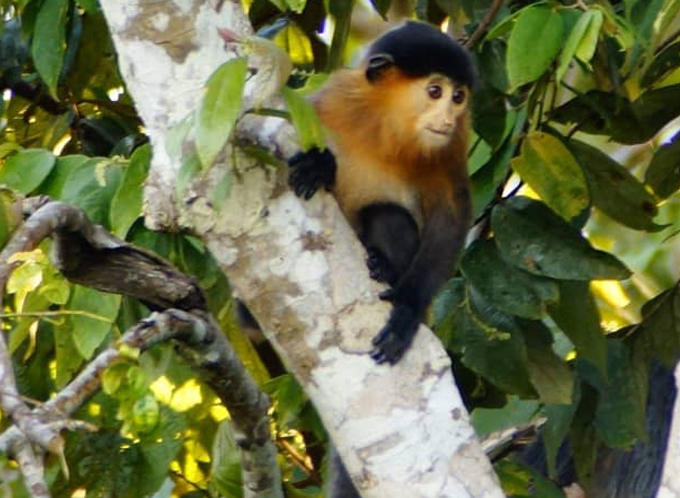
511, 132, 589, 221
196, 57, 248, 168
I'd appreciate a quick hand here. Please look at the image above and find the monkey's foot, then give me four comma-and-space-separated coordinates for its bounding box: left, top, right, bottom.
288, 147, 337, 200
366, 248, 397, 284
370, 303, 419, 364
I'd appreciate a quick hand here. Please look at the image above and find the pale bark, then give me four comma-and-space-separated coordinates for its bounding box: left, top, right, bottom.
99, 1, 503, 497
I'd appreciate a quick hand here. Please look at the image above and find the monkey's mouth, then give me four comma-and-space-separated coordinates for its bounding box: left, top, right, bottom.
426, 127, 453, 137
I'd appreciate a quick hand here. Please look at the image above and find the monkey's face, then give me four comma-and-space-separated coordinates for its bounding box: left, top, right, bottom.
410, 74, 468, 149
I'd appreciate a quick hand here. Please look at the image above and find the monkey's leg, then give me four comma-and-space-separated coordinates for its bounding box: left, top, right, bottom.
357, 203, 419, 285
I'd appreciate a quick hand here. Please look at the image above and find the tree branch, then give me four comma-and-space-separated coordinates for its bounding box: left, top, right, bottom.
0, 197, 283, 498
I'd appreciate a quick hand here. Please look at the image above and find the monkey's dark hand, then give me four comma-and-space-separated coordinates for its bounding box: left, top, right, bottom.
288, 148, 337, 200
366, 248, 398, 285
370, 301, 420, 364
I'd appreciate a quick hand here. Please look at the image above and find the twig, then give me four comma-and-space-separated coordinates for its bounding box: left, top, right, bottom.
464, 0, 505, 49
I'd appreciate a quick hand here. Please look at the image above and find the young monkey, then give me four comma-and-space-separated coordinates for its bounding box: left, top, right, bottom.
289, 21, 475, 365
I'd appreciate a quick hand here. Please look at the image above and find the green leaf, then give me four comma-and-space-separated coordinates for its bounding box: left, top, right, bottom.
282, 86, 325, 151
548, 280, 607, 373
61, 157, 124, 227
511, 131, 589, 221
491, 196, 631, 280
638, 287, 680, 368
41, 155, 90, 198
542, 401, 577, 478
110, 145, 150, 238
641, 41, 680, 86
55, 321, 84, 386
506, 4, 564, 89
285, 0, 306, 13
453, 287, 536, 397
591, 341, 647, 447
211, 421, 243, 497
496, 459, 566, 498
574, 9, 603, 63
646, 132, 680, 199
569, 139, 663, 231
631, 83, 680, 142
461, 239, 558, 319
471, 397, 539, 436
31, 0, 69, 96
69, 285, 121, 359
522, 320, 573, 404
471, 83, 508, 148
556, 10, 595, 81
195, 57, 248, 168
478, 40, 509, 94
0, 148, 56, 194
327, 0, 354, 70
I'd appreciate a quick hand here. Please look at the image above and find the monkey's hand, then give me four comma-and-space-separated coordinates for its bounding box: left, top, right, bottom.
366, 248, 398, 285
288, 147, 337, 200
370, 289, 421, 364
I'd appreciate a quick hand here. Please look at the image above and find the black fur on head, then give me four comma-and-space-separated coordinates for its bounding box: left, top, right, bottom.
365, 21, 477, 87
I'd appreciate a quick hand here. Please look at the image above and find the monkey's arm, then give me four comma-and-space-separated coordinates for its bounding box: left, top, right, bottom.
371, 194, 470, 364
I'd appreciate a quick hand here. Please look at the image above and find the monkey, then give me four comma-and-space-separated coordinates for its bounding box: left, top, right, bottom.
288, 20, 476, 365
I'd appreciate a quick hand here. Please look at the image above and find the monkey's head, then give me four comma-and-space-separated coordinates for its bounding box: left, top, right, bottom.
361, 21, 476, 151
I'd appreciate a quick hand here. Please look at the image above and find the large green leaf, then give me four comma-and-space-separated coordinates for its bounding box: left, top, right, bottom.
41, 155, 90, 198
69, 285, 121, 359
461, 239, 558, 319
0, 148, 56, 194
32, 0, 69, 96
110, 145, 150, 238
506, 4, 564, 89
511, 131, 589, 221
569, 139, 663, 231
491, 196, 631, 280
548, 280, 607, 374
60, 157, 124, 228
195, 57, 248, 168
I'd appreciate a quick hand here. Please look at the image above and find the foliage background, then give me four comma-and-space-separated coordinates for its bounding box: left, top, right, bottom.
1, 0, 680, 496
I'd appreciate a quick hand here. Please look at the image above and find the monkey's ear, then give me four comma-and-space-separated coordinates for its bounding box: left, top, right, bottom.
366, 53, 394, 82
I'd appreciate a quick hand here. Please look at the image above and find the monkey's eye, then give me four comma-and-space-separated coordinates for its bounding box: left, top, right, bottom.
427, 84, 443, 100
452, 88, 466, 104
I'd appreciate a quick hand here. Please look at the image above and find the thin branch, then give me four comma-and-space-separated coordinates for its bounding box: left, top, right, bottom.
464, 0, 505, 49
